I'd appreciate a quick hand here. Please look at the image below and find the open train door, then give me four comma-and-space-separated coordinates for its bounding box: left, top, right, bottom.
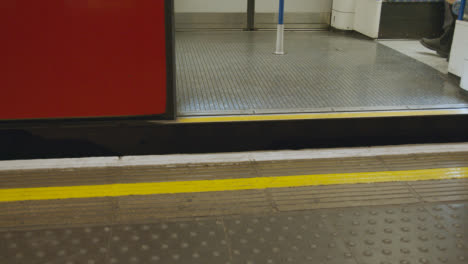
0, 0, 175, 121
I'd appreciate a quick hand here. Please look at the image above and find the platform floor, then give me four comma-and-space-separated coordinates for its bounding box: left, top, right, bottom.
378, 40, 450, 75
3, 202, 468, 264
176, 31, 468, 116
1, 146, 468, 263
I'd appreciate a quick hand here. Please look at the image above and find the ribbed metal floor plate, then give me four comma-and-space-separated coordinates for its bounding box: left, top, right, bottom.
176, 31, 468, 116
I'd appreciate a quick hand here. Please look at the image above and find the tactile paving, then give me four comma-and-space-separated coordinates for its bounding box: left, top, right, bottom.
176, 31, 468, 115
323, 204, 468, 264
224, 212, 355, 264
3, 226, 111, 264
424, 204, 468, 248
109, 220, 230, 264
2, 202, 468, 264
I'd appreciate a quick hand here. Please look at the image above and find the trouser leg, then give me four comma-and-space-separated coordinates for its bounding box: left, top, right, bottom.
440, 2, 457, 52
443, 1, 455, 31
420, 1, 456, 58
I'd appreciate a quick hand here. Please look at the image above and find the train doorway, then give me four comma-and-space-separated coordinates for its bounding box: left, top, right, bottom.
174, 0, 468, 121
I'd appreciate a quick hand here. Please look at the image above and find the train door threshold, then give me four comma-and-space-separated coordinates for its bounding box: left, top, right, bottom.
175, 31, 468, 123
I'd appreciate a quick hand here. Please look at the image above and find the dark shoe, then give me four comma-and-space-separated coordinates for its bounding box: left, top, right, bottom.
420, 37, 440, 51
437, 50, 450, 59
420, 37, 450, 58
422, 11, 456, 59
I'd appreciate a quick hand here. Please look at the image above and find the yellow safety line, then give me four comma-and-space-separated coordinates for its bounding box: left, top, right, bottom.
1, 167, 467, 203
177, 109, 468, 123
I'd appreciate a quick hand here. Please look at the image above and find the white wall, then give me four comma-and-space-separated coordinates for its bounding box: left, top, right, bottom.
175, 0, 247, 13
256, 0, 332, 13
449, 21, 468, 77
175, 0, 332, 14
354, 0, 382, 38
333, 0, 356, 12
331, 0, 356, 30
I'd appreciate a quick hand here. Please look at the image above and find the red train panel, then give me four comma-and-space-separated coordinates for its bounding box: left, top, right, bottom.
0, 0, 171, 120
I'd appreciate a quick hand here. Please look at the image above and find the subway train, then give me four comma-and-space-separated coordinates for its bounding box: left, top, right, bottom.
3, 3, 468, 263
1, 0, 468, 158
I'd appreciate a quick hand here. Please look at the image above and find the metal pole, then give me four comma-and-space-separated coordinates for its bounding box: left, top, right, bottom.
459, 0, 466, 20
274, 0, 285, 55
247, 0, 256, 31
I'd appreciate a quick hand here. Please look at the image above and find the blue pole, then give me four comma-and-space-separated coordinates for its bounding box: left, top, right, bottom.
274, 0, 285, 55
278, 0, 285, 25
459, 0, 466, 20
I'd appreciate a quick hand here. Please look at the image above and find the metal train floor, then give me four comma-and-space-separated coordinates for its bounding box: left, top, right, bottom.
1, 147, 468, 263
176, 31, 468, 116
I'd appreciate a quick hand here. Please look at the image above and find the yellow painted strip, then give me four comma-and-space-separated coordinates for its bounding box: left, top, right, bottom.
1, 167, 468, 203
177, 109, 468, 123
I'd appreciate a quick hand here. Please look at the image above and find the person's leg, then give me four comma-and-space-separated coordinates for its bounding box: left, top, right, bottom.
438, 6, 456, 57
420, 0, 457, 58
443, 1, 455, 31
